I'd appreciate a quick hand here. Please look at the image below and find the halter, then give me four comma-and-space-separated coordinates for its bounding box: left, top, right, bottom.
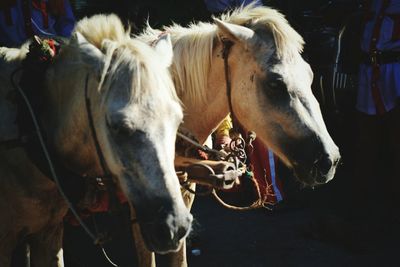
0, 37, 128, 266
4, 38, 123, 247
10, 65, 122, 240
221, 38, 256, 160
176, 39, 272, 211
83, 73, 121, 216
8, 67, 125, 266
221, 39, 235, 120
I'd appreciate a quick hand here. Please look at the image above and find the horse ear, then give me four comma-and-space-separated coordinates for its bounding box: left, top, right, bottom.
71, 31, 105, 72
153, 33, 173, 67
214, 18, 257, 45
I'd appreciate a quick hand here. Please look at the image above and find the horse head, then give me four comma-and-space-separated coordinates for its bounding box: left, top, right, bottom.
44, 15, 191, 253
212, 6, 340, 186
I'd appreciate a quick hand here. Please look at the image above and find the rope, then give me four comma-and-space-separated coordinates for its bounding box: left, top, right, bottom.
176, 131, 225, 159
11, 68, 100, 242
211, 190, 267, 211
92, 215, 120, 267
100, 247, 119, 267
83, 74, 111, 178
181, 41, 275, 211
11, 68, 121, 267
211, 174, 273, 211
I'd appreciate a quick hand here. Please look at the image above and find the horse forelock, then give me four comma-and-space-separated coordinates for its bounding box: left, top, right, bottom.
100, 41, 179, 107
74, 14, 131, 50
72, 14, 178, 106
139, 22, 215, 106
219, 3, 304, 58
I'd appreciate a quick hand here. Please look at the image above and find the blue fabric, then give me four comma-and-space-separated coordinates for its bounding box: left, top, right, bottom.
204, 0, 262, 13
0, 0, 75, 47
357, 0, 400, 114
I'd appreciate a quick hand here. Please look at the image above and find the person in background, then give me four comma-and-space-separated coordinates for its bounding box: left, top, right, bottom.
351, 0, 400, 225
0, 0, 75, 47
313, 0, 400, 248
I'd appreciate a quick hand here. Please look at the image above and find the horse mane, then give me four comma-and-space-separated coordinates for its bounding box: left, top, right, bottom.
139, 4, 304, 105
73, 14, 178, 103
74, 14, 131, 50
220, 4, 304, 57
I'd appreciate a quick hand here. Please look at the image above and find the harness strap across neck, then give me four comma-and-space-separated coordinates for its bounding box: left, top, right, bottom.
221, 39, 238, 129
83, 74, 111, 178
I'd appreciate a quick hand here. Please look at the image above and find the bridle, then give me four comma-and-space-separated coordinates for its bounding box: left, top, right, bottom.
7, 66, 124, 266
221, 38, 257, 154
177, 38, 273, 211
10, 67, 114, 236
83, 73, 122, 218
221, 39, 236, 122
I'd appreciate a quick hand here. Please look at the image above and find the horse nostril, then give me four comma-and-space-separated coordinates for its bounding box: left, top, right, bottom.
155, 223, 173, 242
316, 156, 333, 175
176, 225, 189, 241
176, 214, 192, 241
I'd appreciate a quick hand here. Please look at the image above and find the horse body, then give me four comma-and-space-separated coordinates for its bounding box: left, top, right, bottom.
0, 14, 191, 266
138, 4, 341, 266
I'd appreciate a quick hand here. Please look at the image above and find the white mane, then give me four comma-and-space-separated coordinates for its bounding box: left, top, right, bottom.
221, 4, 304, 56
139, 4, 304, 105
73, 14, 178, 103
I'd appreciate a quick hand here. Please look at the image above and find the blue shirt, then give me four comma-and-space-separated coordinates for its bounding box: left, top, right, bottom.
357, 0, 400, 114
0, 0, 75, 47
204, 0, 262, 13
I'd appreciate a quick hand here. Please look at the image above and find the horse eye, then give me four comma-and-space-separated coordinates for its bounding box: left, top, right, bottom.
107, 120, 134, 136
268, 79, 285, 90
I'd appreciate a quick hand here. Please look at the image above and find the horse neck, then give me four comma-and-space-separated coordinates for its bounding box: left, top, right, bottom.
42, 64, 104, 176
168, 26, 231, 144
177, 53, 230, 144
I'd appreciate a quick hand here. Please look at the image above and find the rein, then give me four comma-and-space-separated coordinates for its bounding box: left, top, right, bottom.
177, 40, 270, 211
84, 74, 110, 181
10, 67, 122, 266
83, 74, 122, 218
10, 69, 101, 243
221, 39, 235, 121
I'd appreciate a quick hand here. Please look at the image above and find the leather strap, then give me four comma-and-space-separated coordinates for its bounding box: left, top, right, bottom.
368, 0, 390, 114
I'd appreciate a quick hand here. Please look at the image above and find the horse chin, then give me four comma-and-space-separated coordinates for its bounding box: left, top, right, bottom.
140, 225, 185, 254
134, 205, 192, 254
292, 165, 336, 187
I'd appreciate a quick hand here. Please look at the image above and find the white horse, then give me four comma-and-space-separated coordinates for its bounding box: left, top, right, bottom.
0, 14, 191, 266
135, 4, 341, 266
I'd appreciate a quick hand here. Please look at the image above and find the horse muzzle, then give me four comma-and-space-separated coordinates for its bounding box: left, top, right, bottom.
292, 148, 341, 186
138, 204, 193, 254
